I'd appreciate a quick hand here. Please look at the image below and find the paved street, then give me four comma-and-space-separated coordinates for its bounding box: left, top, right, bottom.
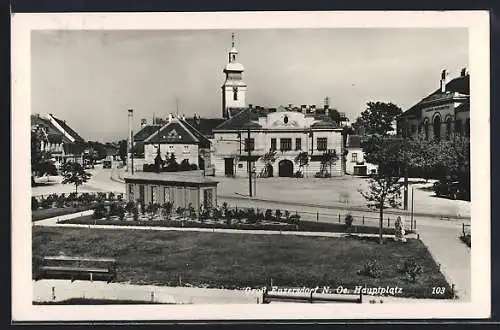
32, 166, 472, 302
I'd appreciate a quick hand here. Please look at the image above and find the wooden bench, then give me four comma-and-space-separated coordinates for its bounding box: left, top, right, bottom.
35, 256, 117, 283
262, 289, 362, 304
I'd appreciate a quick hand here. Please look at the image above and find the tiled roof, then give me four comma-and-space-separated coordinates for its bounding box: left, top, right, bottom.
310, 121, 339, 129
144, 120, 199, 144
50, 115, 85, 143
179, 119, 212, 148
347, 135, 362, 148
184, 117, 226, 137
134, 125, 162, 142
214, 108, 263, 131
401, 74, 470, 118
123, 171, 219, 185
31, 115, 68, 143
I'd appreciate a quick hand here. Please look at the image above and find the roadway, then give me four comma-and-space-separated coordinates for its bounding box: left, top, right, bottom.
32, 166, 472, 301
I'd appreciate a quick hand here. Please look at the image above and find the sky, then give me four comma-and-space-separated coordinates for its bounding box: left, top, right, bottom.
31, 28, 468, 142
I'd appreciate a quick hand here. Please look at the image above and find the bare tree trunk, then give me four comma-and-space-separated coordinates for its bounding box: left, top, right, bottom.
379, 206, 384, 244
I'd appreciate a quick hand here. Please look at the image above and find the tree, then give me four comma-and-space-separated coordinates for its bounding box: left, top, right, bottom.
320, 150, 339, 175
356, 102, 402, 136
359, 136, 405, 243
294, 151, 309, 174
60, 162, 92, 194
118, 139, 127, 165
360, 175, 402, 244
31, 126, 53, 185
328, 108, 341, 124
259, 150, 277, 177
165, 153, 179, 171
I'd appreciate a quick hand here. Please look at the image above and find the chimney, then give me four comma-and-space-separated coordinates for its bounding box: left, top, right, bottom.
168, 113, 173, 123
182, 114, 186, 120
440, 69, 448, 93
301, 105, 306, 114
311, 105, 316, 112
249, 104, 253, 109
461, 67, 467, 77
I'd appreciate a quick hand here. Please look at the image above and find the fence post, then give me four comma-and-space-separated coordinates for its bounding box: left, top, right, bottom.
462, 223, 465, 236
387, 217, 390, 227
316, 212, 319, 223
338, 214, 341, 223
52, 286, 56, 301
362, 216, 365, 225
151, 291, 155, 302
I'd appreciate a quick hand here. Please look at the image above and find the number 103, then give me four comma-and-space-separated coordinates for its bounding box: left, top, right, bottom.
432, 287, 446, 295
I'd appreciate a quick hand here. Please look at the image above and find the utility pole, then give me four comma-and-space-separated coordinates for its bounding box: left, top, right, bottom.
403, 118, 409, 210
247, 128, 253, 197
128, 109, 135, 175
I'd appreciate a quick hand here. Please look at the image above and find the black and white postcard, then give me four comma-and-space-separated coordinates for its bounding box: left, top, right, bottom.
12, 11, 490, 321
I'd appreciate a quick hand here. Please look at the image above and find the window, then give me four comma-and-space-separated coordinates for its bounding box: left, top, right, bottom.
270, 138, 277, 151
203, 189, 213, 208
455, 119, 462, 136
164, 187, 170, 203
169, 145, 174, 149
183, 145, 189, 153
280, 138, 292, 151
351, 153, 358, 163
244, 138, 255, 151
295, 138, 302, 150
139, 185, 145, 204
424, 121, 429, 140
445, 118, 452, 140
233, 87, 238, 101
317, 137, 327, 151
238, 163, 243, 169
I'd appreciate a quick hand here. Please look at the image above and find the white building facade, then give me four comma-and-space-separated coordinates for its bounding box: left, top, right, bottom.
212, 108, 344, 178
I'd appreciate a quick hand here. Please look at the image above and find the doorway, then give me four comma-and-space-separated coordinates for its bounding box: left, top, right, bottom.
278, 159, 294, 177
224, 158, 234, 176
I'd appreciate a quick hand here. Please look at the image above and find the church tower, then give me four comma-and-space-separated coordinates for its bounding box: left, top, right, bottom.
222, 33, 247, 118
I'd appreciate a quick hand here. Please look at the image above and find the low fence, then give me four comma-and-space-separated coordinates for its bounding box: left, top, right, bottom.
225, 205, 416, 232
462, 223, 471, 236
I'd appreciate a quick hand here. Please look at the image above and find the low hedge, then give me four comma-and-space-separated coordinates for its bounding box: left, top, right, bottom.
460, 234, 471, 247
60, 215, 412, 235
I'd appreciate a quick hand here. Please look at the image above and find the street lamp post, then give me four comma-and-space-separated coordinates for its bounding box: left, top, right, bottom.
247, 128, 253, 197
252, 166, 257, 196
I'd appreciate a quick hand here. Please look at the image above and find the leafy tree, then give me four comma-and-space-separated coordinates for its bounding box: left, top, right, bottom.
358, 136, 405, 243
328, 108, 341, 124
165, 153, 179, 171
60, 162, 92, 194
259, 150, 277, 177
356, 102, 402, 136
31, 126, 54, 185
320, 150, 339, 175
294, 151, 309, 174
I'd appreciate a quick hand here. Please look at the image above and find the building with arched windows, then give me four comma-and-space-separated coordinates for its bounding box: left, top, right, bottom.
398, 68, 470, 140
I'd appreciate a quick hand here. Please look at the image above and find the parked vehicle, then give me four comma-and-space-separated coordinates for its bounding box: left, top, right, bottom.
433, 180, 465, 200
103, 160, 112, 169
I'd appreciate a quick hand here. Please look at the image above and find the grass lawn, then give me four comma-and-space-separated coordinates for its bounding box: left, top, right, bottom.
32, 227, 452, 299
31, 205, 95, 222
61, 215, 412, 235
